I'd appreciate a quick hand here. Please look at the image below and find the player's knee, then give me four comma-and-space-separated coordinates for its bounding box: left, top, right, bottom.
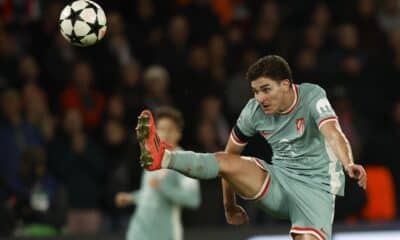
215, 152, 241, 176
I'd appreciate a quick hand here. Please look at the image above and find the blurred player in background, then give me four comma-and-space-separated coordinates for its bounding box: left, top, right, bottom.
136, 55, 367, 240
115, 106, 200, 240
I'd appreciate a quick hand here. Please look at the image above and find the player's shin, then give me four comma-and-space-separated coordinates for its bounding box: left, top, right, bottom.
163, 150, 219, 179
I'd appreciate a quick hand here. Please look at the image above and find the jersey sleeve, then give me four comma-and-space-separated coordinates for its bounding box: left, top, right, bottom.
231, 100, 257, 146
130, 190, 141, 204
309, 86, 338, 129
158, 173, 201, 209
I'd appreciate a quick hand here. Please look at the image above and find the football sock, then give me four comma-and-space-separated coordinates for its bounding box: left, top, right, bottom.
162, 150, 219, 179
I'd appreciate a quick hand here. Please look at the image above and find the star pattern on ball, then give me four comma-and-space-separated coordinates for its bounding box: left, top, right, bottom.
68, 29, 85, 46
69, 7, 84, 26
59, 1, 107, 47
85, 4, 102, 38
64, 6, 85, 46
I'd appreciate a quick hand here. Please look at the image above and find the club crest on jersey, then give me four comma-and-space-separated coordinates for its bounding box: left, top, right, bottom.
296, 118, 305, 134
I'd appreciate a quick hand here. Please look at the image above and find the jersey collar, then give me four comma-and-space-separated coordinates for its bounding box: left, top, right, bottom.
280, 84, 299, 115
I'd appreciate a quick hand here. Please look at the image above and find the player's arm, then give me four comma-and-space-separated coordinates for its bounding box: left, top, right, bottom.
222, 136, 245, 208
320, 120, 367, 189
222, 99, 257, 225
222, 128, 250, 225
310, 86, 366, 189
115, 190, 138, 208
157, 174, 201, 209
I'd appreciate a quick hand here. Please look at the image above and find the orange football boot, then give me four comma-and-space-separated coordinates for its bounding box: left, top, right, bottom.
136, 110, 171, 170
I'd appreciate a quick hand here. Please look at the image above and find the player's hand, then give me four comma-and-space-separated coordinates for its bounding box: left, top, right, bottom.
115, 192, 133, 208
224, 204, 249, 225
345, 164, 367, 190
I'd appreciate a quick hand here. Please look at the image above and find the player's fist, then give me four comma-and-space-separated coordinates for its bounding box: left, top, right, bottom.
345, 163, 367, 190
115, 192, 134, 208
224, 204, 249, 225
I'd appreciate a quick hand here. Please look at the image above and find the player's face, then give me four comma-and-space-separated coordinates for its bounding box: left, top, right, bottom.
251, 77, 290, 114
156, 118, 182, 147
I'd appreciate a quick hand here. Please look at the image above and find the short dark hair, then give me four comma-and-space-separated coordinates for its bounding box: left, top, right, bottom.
154, 106, 184, 131
246, 55, 293, 84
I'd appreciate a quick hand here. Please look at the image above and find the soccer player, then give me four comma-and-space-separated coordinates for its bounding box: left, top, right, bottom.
136, 55, 367, 240
116, 107, 201, 240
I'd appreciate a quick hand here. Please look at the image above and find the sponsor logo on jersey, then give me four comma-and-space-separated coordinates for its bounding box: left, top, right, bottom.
296, 117, 305, 134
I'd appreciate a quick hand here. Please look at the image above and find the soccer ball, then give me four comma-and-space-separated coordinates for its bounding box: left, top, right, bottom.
59, 0, 107, 47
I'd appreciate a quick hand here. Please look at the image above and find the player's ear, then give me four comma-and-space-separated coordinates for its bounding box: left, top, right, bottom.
280, 79, 291, 91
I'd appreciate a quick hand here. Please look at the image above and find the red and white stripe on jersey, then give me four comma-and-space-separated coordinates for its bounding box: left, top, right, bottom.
238, 158, 271, 201
252, 158, 270, 201
318, 116, 338, 129
290, 226, 326, 240
281, 84, 299, 115
230, 130, 247, 146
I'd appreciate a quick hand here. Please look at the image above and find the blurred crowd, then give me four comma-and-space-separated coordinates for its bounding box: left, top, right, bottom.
1, 0, 400, 237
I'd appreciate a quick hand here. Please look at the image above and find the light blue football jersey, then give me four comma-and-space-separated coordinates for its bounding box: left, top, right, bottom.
127, 169, 201, 240
235, 83, 345, 196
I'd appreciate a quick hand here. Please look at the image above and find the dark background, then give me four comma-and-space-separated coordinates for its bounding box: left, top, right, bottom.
0, 0, 399, 238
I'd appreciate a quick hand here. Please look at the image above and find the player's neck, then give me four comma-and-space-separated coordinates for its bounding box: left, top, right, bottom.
279, 84, 297, 114
172, 144, 181, 150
